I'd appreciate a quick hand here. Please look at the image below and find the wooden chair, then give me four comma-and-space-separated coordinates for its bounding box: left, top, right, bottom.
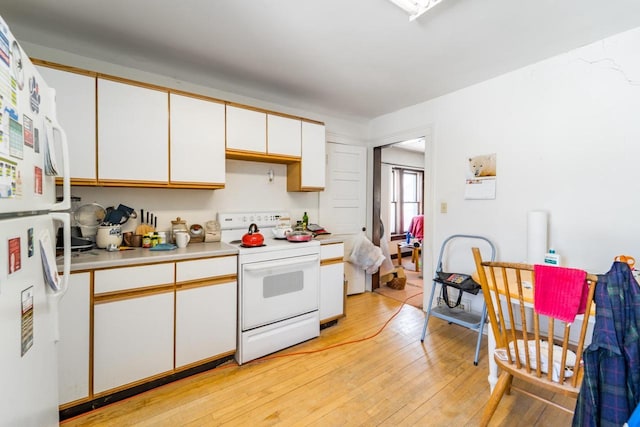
471, 247, 598, 426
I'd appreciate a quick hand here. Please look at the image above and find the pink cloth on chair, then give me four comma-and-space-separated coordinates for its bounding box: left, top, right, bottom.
533, 264, 588, 323
408, 215, 424, 240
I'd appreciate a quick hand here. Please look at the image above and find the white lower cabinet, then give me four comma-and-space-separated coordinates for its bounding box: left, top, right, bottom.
58, 272, 91, 405
320, 243, 345, 323
176, 282, 236, 367
93, 263, 175, 394
93, 292, 174, 394
175, 256, 237, 368
91, 257, 237, 395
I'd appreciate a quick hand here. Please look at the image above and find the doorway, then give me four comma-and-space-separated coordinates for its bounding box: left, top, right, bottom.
372, 137, 426, 291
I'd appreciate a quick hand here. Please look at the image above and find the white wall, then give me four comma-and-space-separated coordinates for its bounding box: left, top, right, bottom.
70, 160, 319, 235
371, 26, 640, 276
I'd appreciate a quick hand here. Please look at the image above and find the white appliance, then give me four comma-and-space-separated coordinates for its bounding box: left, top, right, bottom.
218, 212, 321, 365
0, 14, 71, 427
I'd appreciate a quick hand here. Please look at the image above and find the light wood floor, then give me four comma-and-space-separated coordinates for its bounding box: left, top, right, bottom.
62, 292, 575, 426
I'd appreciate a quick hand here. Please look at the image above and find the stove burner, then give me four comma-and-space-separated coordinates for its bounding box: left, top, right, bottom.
239, 243, 267, 248
229, 240, 241, 244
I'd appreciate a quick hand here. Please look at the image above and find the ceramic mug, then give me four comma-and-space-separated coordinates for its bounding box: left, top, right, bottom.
175, 231, 190, 248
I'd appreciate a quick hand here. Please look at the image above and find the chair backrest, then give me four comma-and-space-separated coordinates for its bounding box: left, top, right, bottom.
472, 247, 598, 390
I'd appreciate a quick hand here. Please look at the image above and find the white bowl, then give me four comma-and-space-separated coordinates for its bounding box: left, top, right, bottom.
272, 227, 291, 239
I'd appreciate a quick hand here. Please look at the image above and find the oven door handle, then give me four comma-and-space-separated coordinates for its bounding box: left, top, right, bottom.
243, 254, 320, 271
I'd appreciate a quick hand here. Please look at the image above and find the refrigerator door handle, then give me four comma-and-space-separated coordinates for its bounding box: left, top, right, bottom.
49, 91, 71, 212
50, 212, 70, 342
50, 212, 70, 296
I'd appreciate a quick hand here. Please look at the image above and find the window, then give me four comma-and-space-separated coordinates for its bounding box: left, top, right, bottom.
390, 167, 423, 235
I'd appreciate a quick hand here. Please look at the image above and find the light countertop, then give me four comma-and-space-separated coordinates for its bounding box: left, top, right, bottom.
60, 242, 238, 272
61, 236, 347, 272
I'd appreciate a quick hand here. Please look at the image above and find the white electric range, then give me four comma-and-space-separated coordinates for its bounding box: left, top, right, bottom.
218, 212, 321, 365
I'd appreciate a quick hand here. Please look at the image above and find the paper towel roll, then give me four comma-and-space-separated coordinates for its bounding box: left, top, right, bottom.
527, 211, 548, 265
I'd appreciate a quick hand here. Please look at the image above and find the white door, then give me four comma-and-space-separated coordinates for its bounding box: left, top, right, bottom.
319, 143, 367, 294
319, 143, 366, 234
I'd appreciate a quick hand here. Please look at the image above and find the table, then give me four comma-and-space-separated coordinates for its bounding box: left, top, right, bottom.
397, 242, 421, 272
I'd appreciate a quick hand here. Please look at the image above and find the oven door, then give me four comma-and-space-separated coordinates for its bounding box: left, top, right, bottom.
241, 253, 320, 330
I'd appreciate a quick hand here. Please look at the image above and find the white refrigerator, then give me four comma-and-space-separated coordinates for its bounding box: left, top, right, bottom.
0, 13, 72, 427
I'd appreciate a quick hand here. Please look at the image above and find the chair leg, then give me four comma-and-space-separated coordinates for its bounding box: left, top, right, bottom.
480, 371, 512, 427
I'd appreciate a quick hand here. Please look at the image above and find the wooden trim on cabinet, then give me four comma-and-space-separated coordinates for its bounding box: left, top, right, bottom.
62, 178, 99, 187
320, 257, 344, 267
91, 369, 175, 400
226, 149, 300, 165
175, 274, 237, 291
97, 74, 169, 93
94, 283, 175, 304
167, 181, 225, 189
287, 161, 302, 191
95, 75, 99, 182
169, 89, 226, 105
32, 58, 97, 77
89, 272, 95, 401
174, 350, 235, 373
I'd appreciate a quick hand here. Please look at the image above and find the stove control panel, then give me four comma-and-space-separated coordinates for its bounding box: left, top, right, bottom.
218, 212, 290, 230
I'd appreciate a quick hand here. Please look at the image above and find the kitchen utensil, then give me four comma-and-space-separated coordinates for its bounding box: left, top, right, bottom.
286, 229, 313, 242
242, 223, 264, 247
74, 203, 106, 241
104, 204, 136, 225
171, 217, 188, 243
131, 234, 143, 247
175, 231, 190, 248
189, 224, 204, 243
272, 227, 292, 239
96, 224, 123, 249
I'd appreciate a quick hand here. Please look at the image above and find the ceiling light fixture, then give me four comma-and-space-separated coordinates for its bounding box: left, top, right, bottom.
387, 0, 447, 21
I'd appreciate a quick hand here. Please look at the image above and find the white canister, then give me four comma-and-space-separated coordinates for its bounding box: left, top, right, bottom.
96, 225, 123, 248
157, 231, 167, 244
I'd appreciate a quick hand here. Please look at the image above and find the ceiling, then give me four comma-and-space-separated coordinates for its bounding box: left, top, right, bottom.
2, 1, 640, 123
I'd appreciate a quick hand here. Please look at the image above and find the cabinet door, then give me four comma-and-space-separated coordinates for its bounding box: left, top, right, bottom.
175, 256, 237, 367
267, 114, 301, 157
226, 105, 266, 153
97, 78, 168, 183
93, 292, 174, 394
176, 281, 237, 367
58, 272, 91, 405
170, 93, 225, 185
301, 122, 326, 189
320, 263, 345, 322
36, 66, 96, 182
320, 243, 345, 322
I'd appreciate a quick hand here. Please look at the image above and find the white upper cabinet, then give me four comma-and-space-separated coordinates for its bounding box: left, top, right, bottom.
301, 122, 326, 189
267, 114, 301, 157
36, 65, 97, 183
97, 78, 169, 183
226, 105, 266, 153
170, 93, 225, 186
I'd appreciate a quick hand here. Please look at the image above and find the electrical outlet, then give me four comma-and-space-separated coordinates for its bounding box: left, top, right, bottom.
440, 202, 448, 214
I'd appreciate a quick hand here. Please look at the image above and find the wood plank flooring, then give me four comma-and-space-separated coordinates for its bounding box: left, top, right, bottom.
61, 292, 575, 426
